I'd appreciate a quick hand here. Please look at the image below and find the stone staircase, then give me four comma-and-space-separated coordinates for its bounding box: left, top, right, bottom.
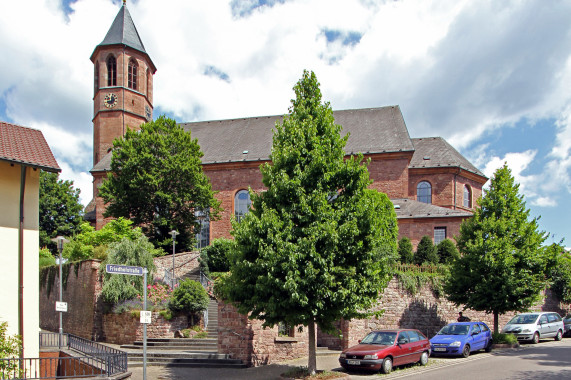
121, 297, 246, 368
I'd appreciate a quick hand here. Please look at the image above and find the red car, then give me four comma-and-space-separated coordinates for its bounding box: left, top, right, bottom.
339, 329, 430, 374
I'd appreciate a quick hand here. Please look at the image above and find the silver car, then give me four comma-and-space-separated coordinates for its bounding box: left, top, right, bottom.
502, 312, 564, 343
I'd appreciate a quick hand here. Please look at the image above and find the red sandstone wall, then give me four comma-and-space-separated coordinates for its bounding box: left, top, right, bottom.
218, 302, 310, 366
397, 216, 467, 248
102, 312, 189, 345
368, 157, 410, 199
343, 278, 570, 350
204, 165, 265, 240
39, 260, 104, 341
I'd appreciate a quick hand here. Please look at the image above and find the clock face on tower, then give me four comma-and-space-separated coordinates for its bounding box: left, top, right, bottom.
104, 93, 118, 108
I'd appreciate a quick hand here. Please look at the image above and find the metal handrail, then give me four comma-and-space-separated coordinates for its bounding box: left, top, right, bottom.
36, 332, 128, 377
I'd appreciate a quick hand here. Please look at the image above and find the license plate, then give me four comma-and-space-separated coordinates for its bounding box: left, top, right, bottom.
434, 347, 447, 352
347, 360, 361, 365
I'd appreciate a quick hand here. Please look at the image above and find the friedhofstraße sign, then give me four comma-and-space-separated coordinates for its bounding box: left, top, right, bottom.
106, 264, 144, 276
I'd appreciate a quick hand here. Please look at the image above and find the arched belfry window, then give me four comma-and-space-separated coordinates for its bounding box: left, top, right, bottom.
94, 61, 99, 94
417, 181, 432, 204
463, 185, 472, 208
234, 190, 251, 222
128, 58, 138, 90
107, 56, 116, 86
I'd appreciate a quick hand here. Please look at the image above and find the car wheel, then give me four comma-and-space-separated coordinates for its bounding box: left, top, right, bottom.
532, 332, 540, 344
485, 340, 493, 353
381, 357, 393, 374
555, 330, 563, 341
419, 351, 429, 366
462, 344, 470, 358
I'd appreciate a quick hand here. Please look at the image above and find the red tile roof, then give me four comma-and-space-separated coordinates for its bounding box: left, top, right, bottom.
0, 121, 60, 172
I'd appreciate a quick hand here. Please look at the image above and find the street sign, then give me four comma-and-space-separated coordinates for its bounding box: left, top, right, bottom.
106, 264, 144, 276
55, 301, 68, 312
140, 310, 152, 324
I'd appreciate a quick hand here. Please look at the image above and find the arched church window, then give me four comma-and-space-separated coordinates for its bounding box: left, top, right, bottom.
234, 190, 251, 222
463, 185, 472, 208
195, 209, 210, 249
94, 61, 99, 94
417, 181, 432, 204
107, 56, 117, 86
128, 59, 138, 90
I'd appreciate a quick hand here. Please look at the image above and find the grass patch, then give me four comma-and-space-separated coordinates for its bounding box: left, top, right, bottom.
492, 332, 518, 345
282, 367, 346, 379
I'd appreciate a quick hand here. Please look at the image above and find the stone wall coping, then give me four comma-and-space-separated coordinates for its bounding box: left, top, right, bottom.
275, 337, 300, 343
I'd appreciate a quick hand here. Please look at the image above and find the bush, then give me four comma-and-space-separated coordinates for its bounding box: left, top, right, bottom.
436, 239, 460, 264
199, 238, 234, 274
169, 279, 209, 314
0, 322, 22, 375
492, 332, 518, 345
398, 237, 414, 264
101, 236, 157, 304
39, 247, 56, 267
63, 218, 165, 262
415, 235, 438, 264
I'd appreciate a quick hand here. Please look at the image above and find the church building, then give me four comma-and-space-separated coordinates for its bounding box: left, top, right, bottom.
87, 2, 488, 249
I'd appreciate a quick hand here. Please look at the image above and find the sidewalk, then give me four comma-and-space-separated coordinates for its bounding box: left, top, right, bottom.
127, 354, 343, 380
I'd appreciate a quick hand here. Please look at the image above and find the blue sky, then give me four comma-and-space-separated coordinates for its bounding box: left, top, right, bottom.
1, 0, 570, 247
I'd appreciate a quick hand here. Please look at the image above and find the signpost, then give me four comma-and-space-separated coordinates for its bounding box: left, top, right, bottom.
106, 264, 149, 380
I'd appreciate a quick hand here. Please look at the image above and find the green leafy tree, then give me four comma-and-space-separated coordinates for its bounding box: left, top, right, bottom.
414, 235, 438, 264
101, 236, 157, 304
39, 247, 56, 267
39, 171, 83, 254
445, 164, 547, 333
99, 116, 221, 252
398, 237, 414, 264
62, 218, 162, 261
217, 70, 398, 374
545, 243, 571, 304
436, 238, 460, 264
198, 238, 235, 275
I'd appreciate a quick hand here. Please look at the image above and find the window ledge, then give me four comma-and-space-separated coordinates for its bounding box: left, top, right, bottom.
275, 336, 299, 343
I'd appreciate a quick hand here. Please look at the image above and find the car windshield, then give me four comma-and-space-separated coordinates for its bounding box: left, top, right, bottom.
437, 324, 470, 335
361, 332, 397, 345
507, 314, 538, 325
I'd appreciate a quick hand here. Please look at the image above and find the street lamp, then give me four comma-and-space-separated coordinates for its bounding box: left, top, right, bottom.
169, 230, 179, 288
51, 236, 69, 348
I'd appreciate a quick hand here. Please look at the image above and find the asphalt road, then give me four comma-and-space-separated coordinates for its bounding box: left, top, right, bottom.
127, 337, 571, 379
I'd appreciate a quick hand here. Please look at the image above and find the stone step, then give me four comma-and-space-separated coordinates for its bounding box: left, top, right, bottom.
128, 359, 246, 368
122, 344, 217, 351
127, 352, 227, 359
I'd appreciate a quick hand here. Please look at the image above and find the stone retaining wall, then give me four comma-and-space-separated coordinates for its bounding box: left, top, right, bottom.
102, 312, 189, 345
219, 276, 570, 366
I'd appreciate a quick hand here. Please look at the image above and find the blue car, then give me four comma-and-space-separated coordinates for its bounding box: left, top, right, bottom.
430, 322, 493, 358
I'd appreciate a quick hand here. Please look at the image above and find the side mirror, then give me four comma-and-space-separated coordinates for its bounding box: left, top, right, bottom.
358, 340, 361, 343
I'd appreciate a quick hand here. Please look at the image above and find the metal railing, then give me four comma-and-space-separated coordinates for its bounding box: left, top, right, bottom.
0, 333, 127, 379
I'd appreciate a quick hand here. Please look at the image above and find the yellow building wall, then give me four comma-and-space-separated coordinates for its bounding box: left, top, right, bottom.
0, 161, 40, 358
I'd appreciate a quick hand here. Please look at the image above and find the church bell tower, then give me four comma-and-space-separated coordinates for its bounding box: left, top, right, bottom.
89, 1, 156, 229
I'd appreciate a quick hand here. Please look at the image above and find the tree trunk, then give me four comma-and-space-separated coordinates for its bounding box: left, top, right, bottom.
308, 320, 317, 375
494, 311, 499, 334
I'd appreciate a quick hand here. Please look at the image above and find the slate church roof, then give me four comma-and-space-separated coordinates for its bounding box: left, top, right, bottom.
392, 198, 472, 219
181, 106, 415, 164
410, 137, 485, 177
90, 2, 156, 71
0, 121, 60, 172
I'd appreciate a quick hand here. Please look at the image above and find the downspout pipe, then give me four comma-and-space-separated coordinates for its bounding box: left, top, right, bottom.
18, 165, 27, 358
